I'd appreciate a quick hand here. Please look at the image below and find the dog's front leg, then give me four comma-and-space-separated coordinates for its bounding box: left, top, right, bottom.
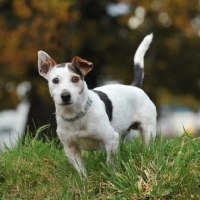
104, 131, 119, 165
63, 144, 87, 177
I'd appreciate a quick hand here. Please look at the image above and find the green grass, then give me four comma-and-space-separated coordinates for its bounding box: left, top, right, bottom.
0, 126, 200, 199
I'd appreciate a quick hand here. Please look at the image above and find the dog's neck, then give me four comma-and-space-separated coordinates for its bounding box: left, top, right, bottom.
55, 83, 90, 120
60, 97, 92, 122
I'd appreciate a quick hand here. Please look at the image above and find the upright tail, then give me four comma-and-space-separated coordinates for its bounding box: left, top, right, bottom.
132, 33, 153, 88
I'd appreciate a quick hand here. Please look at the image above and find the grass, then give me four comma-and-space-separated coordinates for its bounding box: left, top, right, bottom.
0, 126, 200, 199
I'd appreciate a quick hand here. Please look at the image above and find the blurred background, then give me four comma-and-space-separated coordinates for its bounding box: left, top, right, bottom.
0, 0, 200, 150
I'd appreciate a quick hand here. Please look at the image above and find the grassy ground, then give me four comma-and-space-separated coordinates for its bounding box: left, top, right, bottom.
0, 126, 200, 200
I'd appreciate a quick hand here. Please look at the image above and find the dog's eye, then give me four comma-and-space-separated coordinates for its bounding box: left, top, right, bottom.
72, 76, 79, 83
52, 78, 59, 84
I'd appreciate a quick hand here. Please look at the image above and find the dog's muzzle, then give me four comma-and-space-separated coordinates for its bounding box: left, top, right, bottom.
61, 91, 71, 105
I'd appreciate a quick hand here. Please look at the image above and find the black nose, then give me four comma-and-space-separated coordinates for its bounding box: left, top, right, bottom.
61, 92, 71, 102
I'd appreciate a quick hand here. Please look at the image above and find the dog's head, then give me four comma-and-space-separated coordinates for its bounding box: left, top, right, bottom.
38, 51, 93, 106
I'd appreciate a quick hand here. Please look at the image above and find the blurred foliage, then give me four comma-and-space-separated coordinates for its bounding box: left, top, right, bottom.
0, 0, 200, 132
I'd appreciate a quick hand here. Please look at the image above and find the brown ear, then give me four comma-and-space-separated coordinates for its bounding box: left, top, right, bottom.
71, 56, 93, 76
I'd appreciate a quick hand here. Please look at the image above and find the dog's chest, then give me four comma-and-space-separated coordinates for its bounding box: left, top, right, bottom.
74, 136, 104, 151
57, 121, 104, 151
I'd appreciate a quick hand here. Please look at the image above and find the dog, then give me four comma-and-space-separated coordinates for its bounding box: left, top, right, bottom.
38, 34, 156, 177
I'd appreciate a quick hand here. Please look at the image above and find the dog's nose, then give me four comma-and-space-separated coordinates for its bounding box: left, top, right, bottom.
61, 92, 71, 102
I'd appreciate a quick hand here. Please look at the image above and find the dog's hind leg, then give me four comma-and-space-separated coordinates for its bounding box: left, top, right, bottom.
63, 144, 87, 177
140, 122, 156, 146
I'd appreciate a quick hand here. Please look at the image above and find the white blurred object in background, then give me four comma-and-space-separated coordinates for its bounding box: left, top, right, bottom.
0, 81, 31, 152
157, 105, 200, 137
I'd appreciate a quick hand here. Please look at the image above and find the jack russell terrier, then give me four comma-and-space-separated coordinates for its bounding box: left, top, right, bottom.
38, 34, 156, 177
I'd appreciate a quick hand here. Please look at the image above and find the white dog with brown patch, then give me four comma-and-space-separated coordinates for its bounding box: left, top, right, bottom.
38, 34, 156, 177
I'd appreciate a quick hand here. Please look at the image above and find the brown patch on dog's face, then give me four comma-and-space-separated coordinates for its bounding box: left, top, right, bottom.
70, 73, 81, 84
70, 72, 84, 94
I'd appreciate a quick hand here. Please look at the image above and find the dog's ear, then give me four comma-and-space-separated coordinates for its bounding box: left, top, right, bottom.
71, 56, 93, 76
38, 51, 57, 79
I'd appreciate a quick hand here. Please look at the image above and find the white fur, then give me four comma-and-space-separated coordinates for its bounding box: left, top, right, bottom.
38, 34, 156, 177
134, 33, 153, 68
95, 84, 156, 144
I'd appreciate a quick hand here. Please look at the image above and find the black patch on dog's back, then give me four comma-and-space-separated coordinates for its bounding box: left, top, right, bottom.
92, 90, 113, 121
68, 63, 84, 80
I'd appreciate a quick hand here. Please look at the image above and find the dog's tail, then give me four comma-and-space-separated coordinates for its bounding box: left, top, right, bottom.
132, 33, 153, 88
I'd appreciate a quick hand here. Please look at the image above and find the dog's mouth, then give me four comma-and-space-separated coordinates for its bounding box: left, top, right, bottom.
60, 101, 72, 106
